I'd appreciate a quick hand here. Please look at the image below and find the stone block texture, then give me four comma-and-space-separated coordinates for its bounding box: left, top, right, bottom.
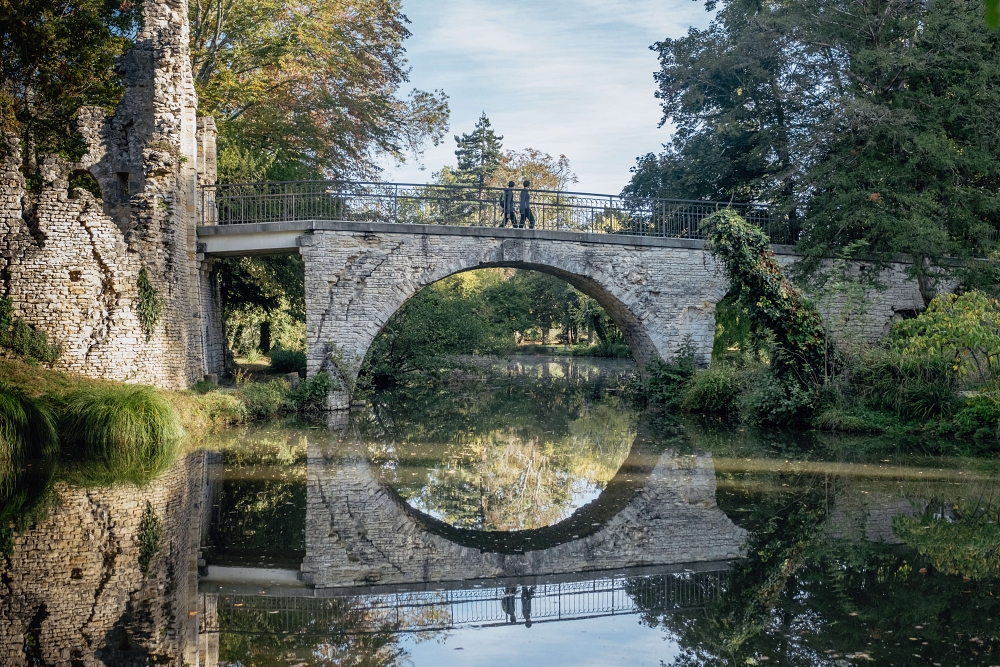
0, 452, 209, 666
299, 228, 931, 409
0, 0, 223, 388
301, 441, 747, 589
302, 230, 730, 408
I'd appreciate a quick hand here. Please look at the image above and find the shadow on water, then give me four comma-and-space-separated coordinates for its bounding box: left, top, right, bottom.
2, 356, 1000, 665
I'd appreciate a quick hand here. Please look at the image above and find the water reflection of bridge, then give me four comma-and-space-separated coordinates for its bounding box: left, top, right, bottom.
201, 565, 728, 638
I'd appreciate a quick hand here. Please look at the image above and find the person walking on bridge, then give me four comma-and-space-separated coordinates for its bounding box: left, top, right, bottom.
500, 180, 517, 227
519, 179, 536, 229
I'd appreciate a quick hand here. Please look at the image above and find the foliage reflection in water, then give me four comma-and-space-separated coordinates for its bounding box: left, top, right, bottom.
357, 356, 639, 530
3, 357, 1000, 665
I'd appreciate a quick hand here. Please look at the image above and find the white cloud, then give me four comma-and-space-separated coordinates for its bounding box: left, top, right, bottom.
381, 0, 713, 193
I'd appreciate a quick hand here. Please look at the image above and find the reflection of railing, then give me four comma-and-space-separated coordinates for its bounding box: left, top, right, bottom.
199, 181, 795, 243
202, 569, 727, 636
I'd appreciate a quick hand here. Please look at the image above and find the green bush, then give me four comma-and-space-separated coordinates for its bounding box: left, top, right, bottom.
680, 365, 745, 415
0, 385, 58, 495
290, 372, 336, 412
951, 392, 1000, 446
235, 379, 293, 421
269, 347, 307, 373
739, 369, 815, 426
0, 298, 61, 363
61, 384, 184, 485
844, 348, 957, 420
638, 358, 695, 408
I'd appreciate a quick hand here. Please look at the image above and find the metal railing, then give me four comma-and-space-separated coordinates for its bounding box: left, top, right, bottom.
202, 569, 728, 636
199, 180, 796, 243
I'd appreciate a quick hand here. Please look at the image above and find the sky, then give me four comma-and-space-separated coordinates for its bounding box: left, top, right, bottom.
377, 0, 714, 195
400, 613, 680, 666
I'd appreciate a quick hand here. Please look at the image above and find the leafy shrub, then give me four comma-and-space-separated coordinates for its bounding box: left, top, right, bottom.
680, 365, 745, 415
269, 347, 306, 373
0, 298, 61, 363
639, 357, 695, 407
587, 342, 631, 358
61, 385, 184, 485
290, 372, 336, 412
950, 391, 1000, 446
244, 348, 262, 363
739, 369, 815, 426
235, 379, 293, 421
891, 291, 1000, 380
136, 268, 164, 342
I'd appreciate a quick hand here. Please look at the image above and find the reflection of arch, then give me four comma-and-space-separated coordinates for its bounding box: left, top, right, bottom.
383, 430, 661, 554
301, 427, 747, 589
303, 231, 728, 408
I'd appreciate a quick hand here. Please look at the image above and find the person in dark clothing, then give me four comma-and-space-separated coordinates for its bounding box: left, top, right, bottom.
519, 180, 535, 229
501, 586, 517, 624
500, 180, 517, 227
521, 586, 534, 628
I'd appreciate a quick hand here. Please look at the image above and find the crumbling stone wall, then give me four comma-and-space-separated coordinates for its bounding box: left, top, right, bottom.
0, 0, 223, 387
0, 452, 207, 666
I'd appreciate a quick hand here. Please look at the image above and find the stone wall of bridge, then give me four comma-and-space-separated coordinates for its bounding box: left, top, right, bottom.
301, 228, 729, 409
297, 225, 932, 410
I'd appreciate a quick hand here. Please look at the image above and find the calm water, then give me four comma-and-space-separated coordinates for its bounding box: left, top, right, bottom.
4, 356, 1000, 666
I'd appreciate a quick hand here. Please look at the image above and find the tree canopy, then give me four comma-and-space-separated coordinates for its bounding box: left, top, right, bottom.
627, 0, 1000, 295
0, 0, 142, 170
190, 0, 449, 182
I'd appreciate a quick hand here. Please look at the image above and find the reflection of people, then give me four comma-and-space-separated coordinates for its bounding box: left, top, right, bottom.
521, 586, 534, 628
500, 181, 517, 227
502, 586, 517, 624
519, 180, 536, 229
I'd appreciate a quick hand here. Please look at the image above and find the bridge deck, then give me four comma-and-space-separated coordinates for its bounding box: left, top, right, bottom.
196, 218, 799, 256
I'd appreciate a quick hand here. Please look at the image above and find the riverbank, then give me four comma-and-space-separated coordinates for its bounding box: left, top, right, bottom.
634, 347, 1000, 456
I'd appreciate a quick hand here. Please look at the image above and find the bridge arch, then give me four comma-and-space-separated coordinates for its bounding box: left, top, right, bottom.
300, 227, 729, 409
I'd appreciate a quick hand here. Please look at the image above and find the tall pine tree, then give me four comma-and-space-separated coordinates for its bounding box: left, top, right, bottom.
454, 112, 504, 185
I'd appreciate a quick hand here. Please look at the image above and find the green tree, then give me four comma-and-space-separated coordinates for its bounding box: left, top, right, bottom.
190, 0, 449, 181
628, 0, 1000, 296
0, 0, 142, 171
453, 112, 504, 185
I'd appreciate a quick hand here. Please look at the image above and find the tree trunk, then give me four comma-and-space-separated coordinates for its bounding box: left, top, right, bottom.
260, 320, 271, 353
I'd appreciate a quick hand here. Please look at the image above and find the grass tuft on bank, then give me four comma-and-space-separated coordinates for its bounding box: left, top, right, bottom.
60, 385, 185, 486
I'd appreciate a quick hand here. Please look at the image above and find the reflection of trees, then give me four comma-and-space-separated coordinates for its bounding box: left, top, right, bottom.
202, 426, 309, 568
358, 362, 638, 530
218, 596, 407, 667
623, 426, 1000, 666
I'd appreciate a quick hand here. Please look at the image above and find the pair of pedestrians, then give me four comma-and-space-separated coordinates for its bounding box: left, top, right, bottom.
500, 180, 535, 229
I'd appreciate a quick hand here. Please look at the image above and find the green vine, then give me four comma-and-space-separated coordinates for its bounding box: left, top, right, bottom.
137, 267, 164, 342
137, 501, 163, 574
701, 209, 830, 384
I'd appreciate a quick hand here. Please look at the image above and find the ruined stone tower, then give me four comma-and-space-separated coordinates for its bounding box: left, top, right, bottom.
0, 0, 225, 388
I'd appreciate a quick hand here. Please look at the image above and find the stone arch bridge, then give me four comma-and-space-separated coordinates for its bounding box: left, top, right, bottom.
197, 181, 929, 408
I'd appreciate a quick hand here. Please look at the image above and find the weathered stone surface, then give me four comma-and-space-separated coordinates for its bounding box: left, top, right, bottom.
301, 229, 728, 408
297, 226, 932, 409
0, 453, 208, 666
0, 0, 224, 388
300, 440, 747, 589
